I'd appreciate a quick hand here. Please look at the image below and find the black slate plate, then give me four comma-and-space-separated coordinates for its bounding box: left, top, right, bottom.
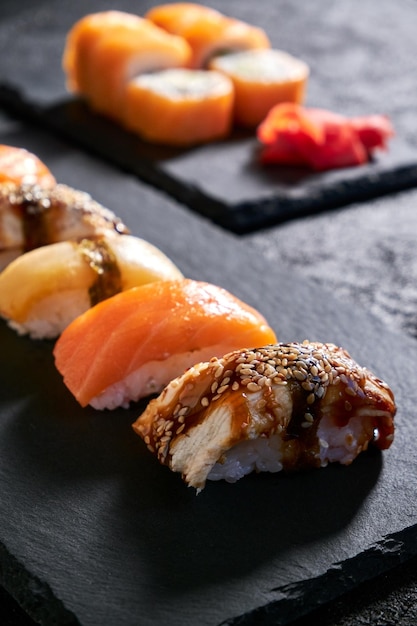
1, 125, 417, 626
2, 89, 417, 234
1, 0, 417, 233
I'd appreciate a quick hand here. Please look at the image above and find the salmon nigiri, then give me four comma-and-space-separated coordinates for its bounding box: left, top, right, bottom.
0, 145, 55, 188
53, 279, 277, 410
63, 11, 192, 120
145, 3, 270, 69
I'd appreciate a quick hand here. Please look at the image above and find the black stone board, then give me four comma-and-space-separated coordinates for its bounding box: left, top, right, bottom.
1, 0, 417, 233
1, 124, 417, 626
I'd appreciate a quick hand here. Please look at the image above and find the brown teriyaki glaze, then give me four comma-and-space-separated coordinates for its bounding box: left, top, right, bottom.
135, 341, 396, 476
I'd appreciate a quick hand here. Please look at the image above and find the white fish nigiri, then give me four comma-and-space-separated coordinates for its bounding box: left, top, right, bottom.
0, 233, 183, 339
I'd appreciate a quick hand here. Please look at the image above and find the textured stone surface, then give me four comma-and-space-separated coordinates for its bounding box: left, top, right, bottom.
1, 1, 417, 625
0, 125, 416, 626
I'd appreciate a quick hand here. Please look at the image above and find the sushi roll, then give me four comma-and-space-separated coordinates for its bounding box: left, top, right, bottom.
132, 341, 396, 491
0, 233, 183, 339
63, 11, 192, 121
124, 68, 234, 146
53, 279, 277, 410
0, 182, 129, 270
146, 3, 270, 69
0, 145, 55, 188
209, 49, 309, 128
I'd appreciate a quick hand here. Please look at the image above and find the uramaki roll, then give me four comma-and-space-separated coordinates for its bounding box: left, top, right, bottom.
209, 48, 309, 128
124, 68, 234, 146
145, 3, 270, 69
63, 11, 192, 120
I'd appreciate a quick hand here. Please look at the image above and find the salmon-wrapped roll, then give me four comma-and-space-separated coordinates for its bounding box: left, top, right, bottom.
0, 233, 183, 339
0, 182, 129, 270
53, 279, 277, 410
63, 11, 192, 120
209, 49, 309, 128
0, 145, 55, 188
124, 68, 234, 146
133, 341, 396, 491
146, 3, 270, 69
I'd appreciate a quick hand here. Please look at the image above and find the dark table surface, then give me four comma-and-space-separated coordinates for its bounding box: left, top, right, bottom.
1, 1, 417, 625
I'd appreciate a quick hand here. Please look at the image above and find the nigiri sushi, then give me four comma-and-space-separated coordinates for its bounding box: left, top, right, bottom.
0, 233, 183, 339
124, 68, 234, 146
209, 48, 309, 128
63, 11, 192, 120
53, 279, 277, 410
145, 3, 270, 69
0, 182, 129, 270
133, 341, 396, 491
0, 145, 55, 188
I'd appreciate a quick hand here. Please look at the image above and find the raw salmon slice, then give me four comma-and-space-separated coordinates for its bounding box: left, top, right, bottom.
53, 279, 277, 410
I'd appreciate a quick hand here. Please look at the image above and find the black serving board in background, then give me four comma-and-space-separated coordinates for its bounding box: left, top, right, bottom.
1, 0, 417, 232
1, 124, 417, 626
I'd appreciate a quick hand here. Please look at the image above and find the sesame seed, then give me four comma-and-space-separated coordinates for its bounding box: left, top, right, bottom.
247, 382, 261, 392
201, 397, 209, 407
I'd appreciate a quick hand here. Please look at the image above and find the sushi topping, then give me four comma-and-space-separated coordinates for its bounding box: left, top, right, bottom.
0, 181, 129, 254
133, 341, 396, 489
257, 103, 394, 171
79, 237, 122, 306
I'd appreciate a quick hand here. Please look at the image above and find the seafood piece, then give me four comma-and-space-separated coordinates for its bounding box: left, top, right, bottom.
257, 103, 394, 170
63, 11, 192, 120
0, 182, 129, 270
124, 68, 234, 146
133, 341, 396, 491
0, 145, 55, 188
146, 3, 270, 69
209, 49, 309, 128
0, 233, 183, 339
53, 279, 277, 409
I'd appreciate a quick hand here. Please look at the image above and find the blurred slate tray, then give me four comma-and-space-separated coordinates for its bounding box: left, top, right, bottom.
1, 124, 417, 626
1, 87, 417, 234
1, 0, 417, 233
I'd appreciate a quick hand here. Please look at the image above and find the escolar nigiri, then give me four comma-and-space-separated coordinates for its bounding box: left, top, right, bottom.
209, 48, 309, 128
124, 68, 234, 146
0, 145, 56, 188
133, 341, 396, 491
53, 279, 277, 410
63, 11, 192, 121
0, 233, 183, 339
0, 182, 129, 270
145, 3, 270, 69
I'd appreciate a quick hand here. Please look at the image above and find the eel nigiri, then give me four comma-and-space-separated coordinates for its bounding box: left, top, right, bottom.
133, 341, 396, 491
0, 233, 183, 339
124, 68, 234, 146
0, 182, 129, 270
145, 3, 270, 69
63, 11, 192, 120
53, 279, 277, 410
0, 145, 55, 188
209, 49, 309, 128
